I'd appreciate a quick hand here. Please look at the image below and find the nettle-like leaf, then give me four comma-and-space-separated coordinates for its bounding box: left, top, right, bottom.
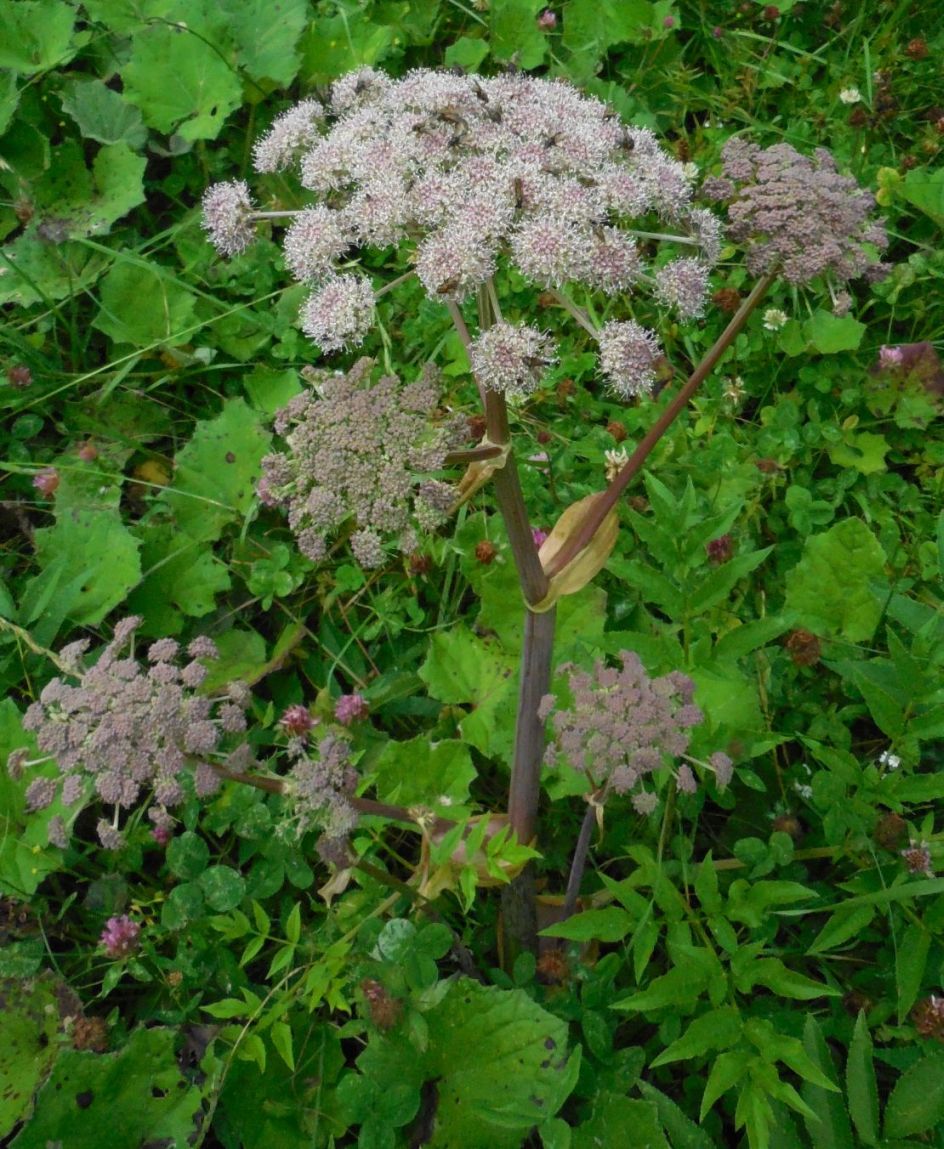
219, 0, 308, 85
348, 978, 579, 1148
0, 0, 76, 74
127, 524, 232, 635
883, 1048, 944, 1140
372, 738, 476, 809
93, 259, 197, 347
59, 79, 148, 148
9, 1027, 209, 1149
784, 518, 888, 642
0, 975, 72, 1140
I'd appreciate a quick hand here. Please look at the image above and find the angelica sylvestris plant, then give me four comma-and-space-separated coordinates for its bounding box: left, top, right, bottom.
199, 66, 890, 956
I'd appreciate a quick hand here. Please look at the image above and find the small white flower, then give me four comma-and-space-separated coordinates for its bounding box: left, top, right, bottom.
793, 781, 813, 800
762, 307, 788, 331
839, 87, 862, 105
879, 749, 901, 771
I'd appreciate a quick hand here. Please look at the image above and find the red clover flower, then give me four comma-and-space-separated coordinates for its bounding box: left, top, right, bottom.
100, 915, 140, 958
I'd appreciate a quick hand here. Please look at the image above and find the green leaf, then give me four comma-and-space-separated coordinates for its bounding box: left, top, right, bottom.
299, 14, 395, 83
846, 1013, 879, 1146
9, 1027, 207, 1148
784, 519, 888, 642
800, 1015, 854, 1149
93, 259, 196, 346
269, 1020, 295, 1072
0, 0, 75, 73
561, 0, 653, 79
444, 36, 489, 70
686, 547, 773, 614
167, 831, 211, 881
749, 958, 840, 1000
23, 508, 141, 633
220, 0, 308, 84
0, 975, 64, 1140
650, 1007, 743, 1066
884, 1051, 944, 1139
573, 1095, 669, 1149
827, 431, 889, 476
419, 625, 517, 761
808, 904, 876, 954
895, 922, 930, 1024
540, 907, 634, 943
199, 865, 247, 912
899, 166, 944, 228
60, 79, 148, 147
804, 311, 866, 354
636, 1081, 716, 1149
700, 1049, 751, 1120
373, 738, 476, 809
122, 23, 242, 140
155, 399, 271, 543
127, 526, 232, 635
356, 979, 579, 1147
490, 0, 547, 68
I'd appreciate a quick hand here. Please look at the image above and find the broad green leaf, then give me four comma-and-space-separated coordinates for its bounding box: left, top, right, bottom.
0, 0, 75, 73
490, 0, 547, 68
0, 975, 64, 1139
650, 1007, 743, 1066
419, 626, 517, 761
883, 1050, 944, 1139
122, 23, 242, 140
846, 1013, 879, 1146
800, 1015, 854, 1149
900, 166, 944, 228
93, 259, 197, 346
373, 738, 476, 809
895, 922, 930, 1024
9, 1027, 207, 1148
804, 311, 866, 354
167, 831, 210, 880
220, 0, 308, 84
60, 79, 148, 147
155, 399, 271, 543
573, 1095, 669, 1149
299, 14, 395, 82
355, 979, 579, 1147
784, 519, 888, 642
24, 508, 141, 630
127, 525, 232, 635
540, 907, 634, 943
827, 431, 889, 475
0, 230, 105, 307
444, 36, 489, 70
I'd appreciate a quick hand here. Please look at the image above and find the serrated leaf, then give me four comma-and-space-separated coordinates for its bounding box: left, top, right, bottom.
686, 547, 773, 614
540, 907, 634, 943
784, 519, 888, 642
0, 0, 76, 73
123, 23, 242, 140
800, 1015, 854, 1149
220, 0, 307, 84
650, 1007, 743, 1066
156, 399, 271, 543
895, 922, 930, 1024
846, 1013, 879, 1146
573, 1095, 669, 1149
373, 738, 476, 809
127, 525, 232, 635
884, 1051, 944, 1139
808, 904, 876, 954
490, 0, 548, 69
636, 1081, 716, 1149
804, 311, 866, 354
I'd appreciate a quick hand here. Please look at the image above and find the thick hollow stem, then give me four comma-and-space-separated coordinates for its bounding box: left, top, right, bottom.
544, 272, 776, 578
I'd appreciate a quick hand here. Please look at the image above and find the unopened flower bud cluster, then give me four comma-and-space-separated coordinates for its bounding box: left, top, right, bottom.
282, 733, 360, 845
538, 650, 733, 812
13, 618, 250, 849
202, 67, 724, 399
704, 138, 887, 286
258, 357, 462, 568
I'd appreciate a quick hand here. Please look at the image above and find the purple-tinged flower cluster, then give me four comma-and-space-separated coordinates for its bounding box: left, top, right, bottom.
202, 69, 723, 386
283, 733, 359, 845
14, 619, 251, 849
201, 180, 256, 257
469, 322, 556, 398
704, 138, 887, 285
539, 650, 731, 810
100, 914, 141, 958
596, 320, 662, 398
258, 358, 462, 568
